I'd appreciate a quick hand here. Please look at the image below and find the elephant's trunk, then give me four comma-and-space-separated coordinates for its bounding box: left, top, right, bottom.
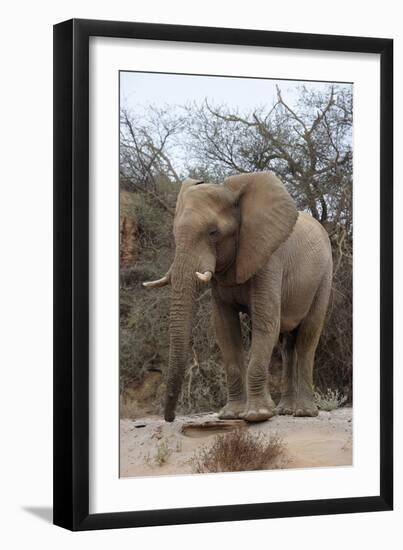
164, 255, 198, 422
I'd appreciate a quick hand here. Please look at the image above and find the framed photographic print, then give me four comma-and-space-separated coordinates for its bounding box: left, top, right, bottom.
53, 19, 393, 530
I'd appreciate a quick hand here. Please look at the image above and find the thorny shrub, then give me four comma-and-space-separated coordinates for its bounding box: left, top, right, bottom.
314, 388, 348, 411
192, 430, 286, 473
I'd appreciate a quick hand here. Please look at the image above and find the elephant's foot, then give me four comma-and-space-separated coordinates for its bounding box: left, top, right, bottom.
218, 399, 246, 420
276, 396, 318, 417
240, 408, 274, 422
294, 404, 318, 417
239, 397, 276, 423
275, 402, 294, 416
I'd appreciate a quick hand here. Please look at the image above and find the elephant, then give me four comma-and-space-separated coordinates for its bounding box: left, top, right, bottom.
143, 171, 333, 423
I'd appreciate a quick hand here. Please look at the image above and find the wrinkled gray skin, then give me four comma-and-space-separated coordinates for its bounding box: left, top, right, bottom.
143, 172, 333, 423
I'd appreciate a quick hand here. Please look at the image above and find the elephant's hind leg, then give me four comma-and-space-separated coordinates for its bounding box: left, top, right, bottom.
275, 329, 299, 415
212, 296, 246, 420
277, 275, 331, 417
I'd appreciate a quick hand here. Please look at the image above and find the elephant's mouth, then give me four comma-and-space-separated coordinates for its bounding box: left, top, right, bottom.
214, 235, 238, 278
215, 258, 235, 275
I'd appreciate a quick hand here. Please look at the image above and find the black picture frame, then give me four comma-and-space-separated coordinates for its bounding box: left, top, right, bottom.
53, 18, 393, 531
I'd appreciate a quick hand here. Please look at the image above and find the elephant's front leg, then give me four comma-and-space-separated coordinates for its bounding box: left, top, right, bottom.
240, 330, 278, 422
240, 272, 280, 422
212, 293, 246, 419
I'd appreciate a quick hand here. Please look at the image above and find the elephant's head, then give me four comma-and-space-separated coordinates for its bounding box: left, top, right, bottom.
143, 172, 298, 421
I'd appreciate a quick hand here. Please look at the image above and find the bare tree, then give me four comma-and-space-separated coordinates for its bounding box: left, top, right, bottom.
184, 85, 352, 231
120, 107, 185, 215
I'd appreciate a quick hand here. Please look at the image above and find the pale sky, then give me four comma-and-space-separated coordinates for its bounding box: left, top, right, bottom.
120, 71, 351, 114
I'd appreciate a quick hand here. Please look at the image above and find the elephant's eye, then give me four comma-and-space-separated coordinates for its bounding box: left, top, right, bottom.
209, 229, 219, 237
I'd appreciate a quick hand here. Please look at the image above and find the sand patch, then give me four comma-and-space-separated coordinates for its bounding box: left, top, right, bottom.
120, 407, 352, 477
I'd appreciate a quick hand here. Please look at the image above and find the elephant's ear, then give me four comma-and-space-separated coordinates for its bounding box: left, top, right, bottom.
224, 172, 298, 284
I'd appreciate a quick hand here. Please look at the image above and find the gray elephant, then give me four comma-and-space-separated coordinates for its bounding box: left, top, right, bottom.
143, 172, 333, 423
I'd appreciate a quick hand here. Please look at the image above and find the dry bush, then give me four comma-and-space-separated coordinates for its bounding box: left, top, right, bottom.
314, 388, 347, 411
192, 430, 286, 473
120, 394, 140, 420
314, 238, 353, 401
120, 371, 162, 419
175, 357, 227, 414
119, 188, 174, 393
120, 285, 171, 392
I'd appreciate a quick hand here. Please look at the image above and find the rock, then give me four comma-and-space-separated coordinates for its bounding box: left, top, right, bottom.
181, 419, 247, 438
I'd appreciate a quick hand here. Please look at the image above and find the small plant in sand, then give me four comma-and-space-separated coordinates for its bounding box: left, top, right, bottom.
142, 451, 151, 465
314, 388, 347, 411
192, 429, 286, 473
154, 439, 173, 466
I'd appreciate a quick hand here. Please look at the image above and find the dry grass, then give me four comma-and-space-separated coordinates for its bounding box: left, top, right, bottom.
192, 429, 286, 473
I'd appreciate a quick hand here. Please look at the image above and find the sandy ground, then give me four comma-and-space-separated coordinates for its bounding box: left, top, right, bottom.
120, 407, 352, 477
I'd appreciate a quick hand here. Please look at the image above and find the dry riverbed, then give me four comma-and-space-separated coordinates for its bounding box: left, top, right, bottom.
120, 407, 352, 477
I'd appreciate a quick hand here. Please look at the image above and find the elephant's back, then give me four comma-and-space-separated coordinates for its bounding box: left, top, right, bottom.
285, 212, 332, 267
299, 211, 332, 246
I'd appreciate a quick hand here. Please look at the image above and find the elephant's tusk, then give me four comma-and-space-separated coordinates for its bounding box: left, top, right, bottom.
142, 275, 170, 289
195, 271, 213, 283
